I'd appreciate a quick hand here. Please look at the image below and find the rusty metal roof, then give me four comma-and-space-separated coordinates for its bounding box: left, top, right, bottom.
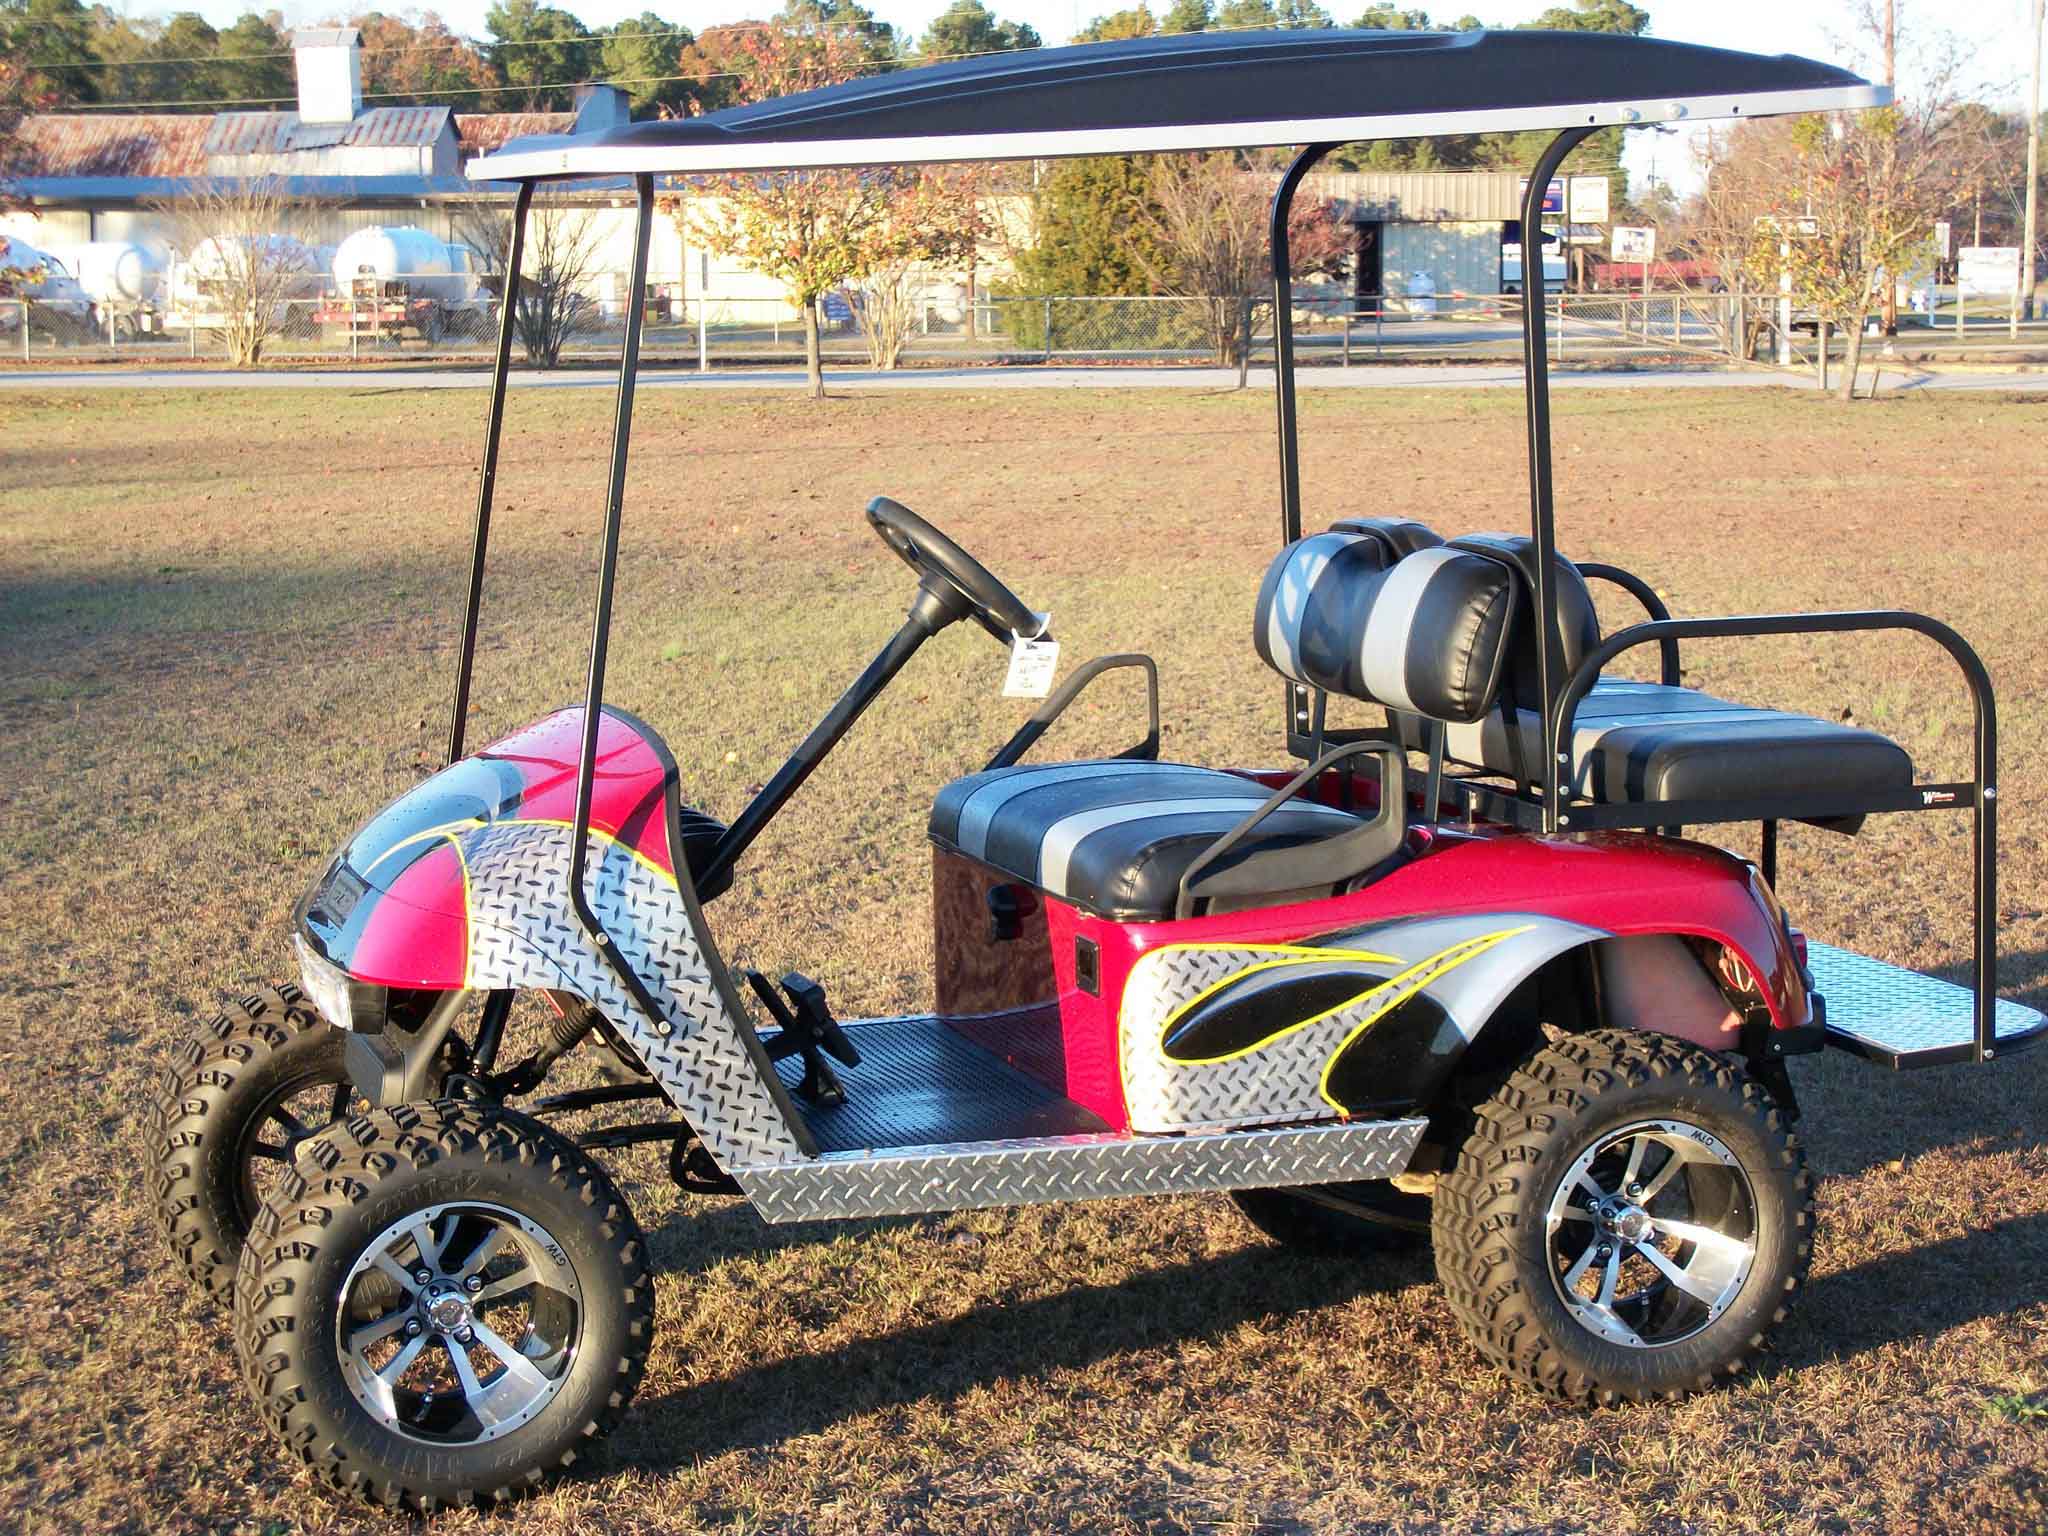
455, 113, 575, 159
17, 114, 213, 178
205, 106, 450, 156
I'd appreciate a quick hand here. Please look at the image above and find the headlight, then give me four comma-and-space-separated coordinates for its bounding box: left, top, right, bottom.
295, 934, 354, 1030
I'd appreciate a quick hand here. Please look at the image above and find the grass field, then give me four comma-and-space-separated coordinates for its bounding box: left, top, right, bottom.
1, 382, 2045, 1535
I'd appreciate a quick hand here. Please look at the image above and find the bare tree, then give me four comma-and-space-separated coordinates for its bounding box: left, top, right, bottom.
1129, 151, 1348, 384
152, 177, 321, 367
851, 167, 988, 370
451, 196, 606, 369
1677, 119, 1791, 359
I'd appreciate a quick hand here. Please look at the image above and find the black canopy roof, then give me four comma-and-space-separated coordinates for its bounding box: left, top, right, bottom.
468, 28, 1881, 182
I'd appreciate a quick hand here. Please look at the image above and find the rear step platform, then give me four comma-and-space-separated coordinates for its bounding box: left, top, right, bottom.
1811, 942, 2048, 1069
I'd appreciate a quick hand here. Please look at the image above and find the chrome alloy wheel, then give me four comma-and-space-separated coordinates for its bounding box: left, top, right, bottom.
1544, 1119, 1757, 1349
336, 1201, 582, 1445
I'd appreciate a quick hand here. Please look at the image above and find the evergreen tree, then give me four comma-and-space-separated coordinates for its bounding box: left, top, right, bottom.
485, 0, 595, 111
1009, 156, 1168, 295
597, 12, 696, 115
918, 0, 1040, 60
215, 14, 293, 108
1073, 6, 1158, 42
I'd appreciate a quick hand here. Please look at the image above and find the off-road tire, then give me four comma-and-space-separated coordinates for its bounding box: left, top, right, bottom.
1432, 1028, 1812, 1404
233, 1100, 653, 1513
1230, 1182, 1430, 1254
147, 984, 351, 1303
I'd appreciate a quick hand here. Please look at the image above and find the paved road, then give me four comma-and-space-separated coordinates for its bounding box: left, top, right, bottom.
3, 362, 2043, 392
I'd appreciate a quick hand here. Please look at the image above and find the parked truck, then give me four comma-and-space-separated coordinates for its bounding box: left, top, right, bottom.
0, 234, 99, 341
316, 226, 494, 344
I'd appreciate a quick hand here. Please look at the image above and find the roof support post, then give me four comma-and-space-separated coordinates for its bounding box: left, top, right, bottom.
448, 177, 532, 764
1517, 126, 1595, 835
565, 174, 671, 1025
1270, 141, 1338, 550
1271, 142, 1338, 752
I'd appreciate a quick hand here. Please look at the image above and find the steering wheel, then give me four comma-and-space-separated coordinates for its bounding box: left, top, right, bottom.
865, 496, 1044, 644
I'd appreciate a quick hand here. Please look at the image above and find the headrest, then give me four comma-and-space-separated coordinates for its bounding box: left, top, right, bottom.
1327, 517, 1444, 561
1254, 532, 1518, 724
1448, 534, 1602, 708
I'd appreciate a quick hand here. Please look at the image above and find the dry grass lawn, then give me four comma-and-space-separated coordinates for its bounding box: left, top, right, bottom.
0, 382, 2045, 1535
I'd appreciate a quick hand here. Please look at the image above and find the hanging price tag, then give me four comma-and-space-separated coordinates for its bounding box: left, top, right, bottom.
1002, 631, 1059, 699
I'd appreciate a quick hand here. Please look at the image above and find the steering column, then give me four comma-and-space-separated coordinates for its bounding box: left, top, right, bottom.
697, 496, 1040, 892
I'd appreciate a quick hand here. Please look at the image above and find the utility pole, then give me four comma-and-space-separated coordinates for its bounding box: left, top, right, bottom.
2023, 0, 2042, 324
1883, 0, 1895, 88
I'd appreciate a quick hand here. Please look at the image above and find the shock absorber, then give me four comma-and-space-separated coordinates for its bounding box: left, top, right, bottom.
494, 992, 601, 1096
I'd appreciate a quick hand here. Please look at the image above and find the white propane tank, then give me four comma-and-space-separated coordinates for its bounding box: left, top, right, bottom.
332, 226, 456, 291
52, 241, 164, 304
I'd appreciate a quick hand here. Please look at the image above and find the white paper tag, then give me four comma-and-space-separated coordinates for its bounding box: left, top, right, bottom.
1003, 635, 1060, 699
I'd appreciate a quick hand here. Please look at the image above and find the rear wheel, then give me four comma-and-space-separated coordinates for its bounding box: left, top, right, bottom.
1432, 1029, 1811, 1404
147, 984, 357, 1302
235, 1101, 652, 1512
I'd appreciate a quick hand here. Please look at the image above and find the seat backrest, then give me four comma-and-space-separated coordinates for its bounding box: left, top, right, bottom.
1253, 531, 1519, 725
1448, 533, 1602, 711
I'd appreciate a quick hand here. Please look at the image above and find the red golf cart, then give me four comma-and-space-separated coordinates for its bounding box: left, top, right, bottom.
146, 27, 2040, 1512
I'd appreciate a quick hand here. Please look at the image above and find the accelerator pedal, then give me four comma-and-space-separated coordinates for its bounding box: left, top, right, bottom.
742, 969, 861, 1106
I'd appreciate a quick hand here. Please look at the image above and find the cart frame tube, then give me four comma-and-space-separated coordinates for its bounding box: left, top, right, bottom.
448, 178, 534, 764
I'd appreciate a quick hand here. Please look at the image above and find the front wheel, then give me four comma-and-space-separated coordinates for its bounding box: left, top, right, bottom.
234, 1101, 653, 1512
1432, 1029, 1812, 1404
146, 984, 356, 1302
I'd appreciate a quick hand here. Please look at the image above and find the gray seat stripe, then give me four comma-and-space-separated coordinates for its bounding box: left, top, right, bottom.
1039, 796, 1354, 896
1262, 533, 1350, 682
951, 761, 1156, 858
1357, 546, 1457, 714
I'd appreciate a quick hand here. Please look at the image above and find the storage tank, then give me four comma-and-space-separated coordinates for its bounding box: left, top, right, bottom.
332, 226, 455, 289
51, 241, 164, 304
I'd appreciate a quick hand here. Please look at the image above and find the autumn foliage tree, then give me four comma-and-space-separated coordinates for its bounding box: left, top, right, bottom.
676, 9, 978, 395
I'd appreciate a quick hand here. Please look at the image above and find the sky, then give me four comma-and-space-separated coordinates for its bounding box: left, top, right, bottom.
150, 0, 2045, 195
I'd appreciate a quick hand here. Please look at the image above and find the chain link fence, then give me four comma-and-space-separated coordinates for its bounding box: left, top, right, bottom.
5, 283, 2027, 370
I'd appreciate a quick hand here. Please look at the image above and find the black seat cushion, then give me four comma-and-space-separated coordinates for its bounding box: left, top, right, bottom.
1424, 679, 1913, 807
930, 761, 1363, 920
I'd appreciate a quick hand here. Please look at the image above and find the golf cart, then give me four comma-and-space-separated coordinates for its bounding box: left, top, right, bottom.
146, 29, 2043, 1512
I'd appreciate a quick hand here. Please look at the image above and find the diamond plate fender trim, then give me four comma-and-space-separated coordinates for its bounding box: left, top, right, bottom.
456, 818, 812, 1169
731, 1117, 1429, 1222
1118, 913, 1605, 1133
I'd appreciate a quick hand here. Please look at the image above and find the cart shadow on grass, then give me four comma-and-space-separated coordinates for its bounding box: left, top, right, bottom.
615, 1204, 2048, 1471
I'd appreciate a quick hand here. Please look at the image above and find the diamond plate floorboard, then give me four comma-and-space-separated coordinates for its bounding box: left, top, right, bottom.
772, 1015, 1110, 1153
1812, 941, 2048, 1067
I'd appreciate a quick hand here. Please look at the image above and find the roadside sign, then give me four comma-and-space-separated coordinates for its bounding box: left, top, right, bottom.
1611, 226, 1657, 263
1957, 246, 2021, 298
1567, 175, 1610, 224
1932, 220, 1952, 259
1518, 176, 1566, 216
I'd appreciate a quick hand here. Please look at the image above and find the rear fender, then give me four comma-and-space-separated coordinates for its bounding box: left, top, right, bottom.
1107, 830, 1807, 1128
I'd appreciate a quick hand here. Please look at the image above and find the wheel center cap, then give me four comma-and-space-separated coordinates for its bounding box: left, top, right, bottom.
421, 1285, 471, 1332
1612, 1206, 1654, 1244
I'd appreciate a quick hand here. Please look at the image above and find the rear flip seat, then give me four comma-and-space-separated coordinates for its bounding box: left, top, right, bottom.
1303, 523, 1914, 824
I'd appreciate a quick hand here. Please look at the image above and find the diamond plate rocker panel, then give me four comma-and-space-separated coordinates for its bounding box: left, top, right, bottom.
733, 1117, 1428, 1222
1810, 941, 2048, 1064
458, 822, 808, 1167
